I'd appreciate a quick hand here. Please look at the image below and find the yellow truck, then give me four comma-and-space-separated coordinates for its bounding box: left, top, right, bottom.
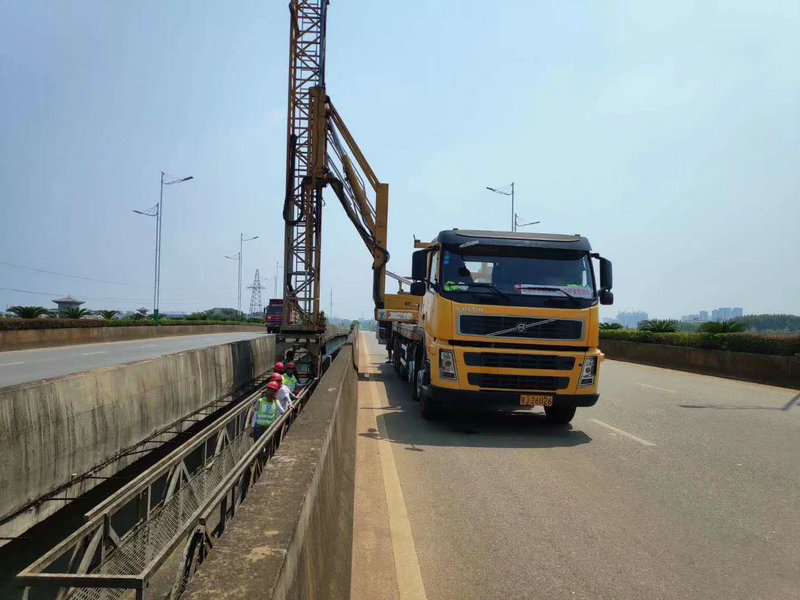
384, 229, 614, 424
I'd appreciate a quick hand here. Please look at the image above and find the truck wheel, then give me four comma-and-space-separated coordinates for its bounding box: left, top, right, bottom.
544, 405, 576, 425
417, 364, 440, 419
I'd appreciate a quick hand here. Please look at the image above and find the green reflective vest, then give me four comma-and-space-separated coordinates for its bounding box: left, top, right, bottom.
255, 397, 278, 426
283, 374, 298, 392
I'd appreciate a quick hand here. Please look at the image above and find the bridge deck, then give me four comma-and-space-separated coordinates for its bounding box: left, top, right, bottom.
351, 334, 800, 600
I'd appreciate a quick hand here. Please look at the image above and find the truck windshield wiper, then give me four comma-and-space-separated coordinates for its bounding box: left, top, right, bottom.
526, 286, 582, 306
461, 282, 511, 302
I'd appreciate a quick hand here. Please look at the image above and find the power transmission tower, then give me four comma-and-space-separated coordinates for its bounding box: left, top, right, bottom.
247, 269, 265, 317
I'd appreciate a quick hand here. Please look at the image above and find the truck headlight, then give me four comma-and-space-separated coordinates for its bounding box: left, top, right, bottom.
439, 350, 457, 381
579, 357, 597, 387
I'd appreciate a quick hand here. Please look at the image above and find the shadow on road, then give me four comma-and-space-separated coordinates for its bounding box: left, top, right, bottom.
360, 363, 593, 450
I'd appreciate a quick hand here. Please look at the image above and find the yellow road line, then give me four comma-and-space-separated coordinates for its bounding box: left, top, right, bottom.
366, 359, 428, 599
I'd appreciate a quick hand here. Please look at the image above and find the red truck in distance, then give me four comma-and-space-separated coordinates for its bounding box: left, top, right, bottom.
263, 299, 283, 333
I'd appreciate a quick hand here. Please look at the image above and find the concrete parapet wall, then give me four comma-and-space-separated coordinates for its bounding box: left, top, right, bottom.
0, 335, 274, 541
602, 339, 800, 388
183, 334, 358, 600
0, 324, 267, 351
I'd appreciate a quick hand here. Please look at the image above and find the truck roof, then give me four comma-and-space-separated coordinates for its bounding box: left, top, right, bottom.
435, 229, 592, 252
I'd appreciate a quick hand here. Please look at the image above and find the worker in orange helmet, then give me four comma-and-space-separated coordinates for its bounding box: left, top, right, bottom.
274, 362, 285, 374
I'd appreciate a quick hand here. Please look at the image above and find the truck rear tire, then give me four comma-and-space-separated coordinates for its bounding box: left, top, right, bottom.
544, 405, 576, 425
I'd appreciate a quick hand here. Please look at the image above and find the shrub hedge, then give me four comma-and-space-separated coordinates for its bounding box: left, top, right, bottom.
0, 318, 264, 331
600, 330, 800, 357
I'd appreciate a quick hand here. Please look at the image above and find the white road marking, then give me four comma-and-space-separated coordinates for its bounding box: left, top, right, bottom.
0, 361, 24, 367
80, 351, 107, 356
636, 383, 676, 394
365, 341, 428, 600
139, 344, 157, 348
589, 418, 656, 447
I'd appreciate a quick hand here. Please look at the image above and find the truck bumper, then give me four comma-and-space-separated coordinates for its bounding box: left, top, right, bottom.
427, 385, 599, 410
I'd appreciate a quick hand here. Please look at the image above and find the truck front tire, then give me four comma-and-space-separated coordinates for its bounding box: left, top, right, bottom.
544, 405, 576, 425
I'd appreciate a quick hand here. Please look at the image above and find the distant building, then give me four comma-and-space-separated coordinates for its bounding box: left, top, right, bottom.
711, 307, 743, 322
681, 314, 701, 323
699, 310, 709, 322
52, 295, 85, 312
616, 311, 648, 329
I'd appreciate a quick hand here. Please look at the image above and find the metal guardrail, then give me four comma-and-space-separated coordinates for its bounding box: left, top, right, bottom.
18, 379, 316, 600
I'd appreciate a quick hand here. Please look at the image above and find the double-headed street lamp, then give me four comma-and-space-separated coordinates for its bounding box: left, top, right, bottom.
226, 233, 259, 317
134, 171, 193, 324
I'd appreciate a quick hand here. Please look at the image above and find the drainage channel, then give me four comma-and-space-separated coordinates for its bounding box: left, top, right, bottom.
17, 378, 317, 600
0, 375, 269, 600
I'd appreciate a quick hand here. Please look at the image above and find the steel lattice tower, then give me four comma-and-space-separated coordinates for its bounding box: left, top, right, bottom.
282, 0, 328, 329
247, 269, 265, 316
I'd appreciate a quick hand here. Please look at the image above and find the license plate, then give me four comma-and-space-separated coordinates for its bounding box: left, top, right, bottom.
520, 394, 553, 407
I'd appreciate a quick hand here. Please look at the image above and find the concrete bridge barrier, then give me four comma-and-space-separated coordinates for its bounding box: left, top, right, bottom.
183, 333, 359, 600
0, 335, 275, 543
0, 324, 267, 351
601, 339, 800, 388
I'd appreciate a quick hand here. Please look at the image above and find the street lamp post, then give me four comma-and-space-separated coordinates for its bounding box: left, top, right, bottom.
274, 261, 283, 297
227, 234, 258, 318
486, 182, 515, 231
134, 171, 193, 324
224, 253, 240, 314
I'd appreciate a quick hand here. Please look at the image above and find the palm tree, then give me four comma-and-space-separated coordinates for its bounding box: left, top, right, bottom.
600, 322, 623, 330
61, 307, 91, 319
638, 319, 678, 333
8, 306, 49, 319
98, 310, 119, 320
699, 320, 746, 334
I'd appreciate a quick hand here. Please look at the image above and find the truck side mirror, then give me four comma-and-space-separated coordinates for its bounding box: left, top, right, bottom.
599, 257, 613, 291
599, 289, 614, 305
411, 249, 429, 281
410, 281, 426, 297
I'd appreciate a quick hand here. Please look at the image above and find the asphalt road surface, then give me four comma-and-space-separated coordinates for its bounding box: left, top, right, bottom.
351, 333, 800, 600
0, 332, 269, 388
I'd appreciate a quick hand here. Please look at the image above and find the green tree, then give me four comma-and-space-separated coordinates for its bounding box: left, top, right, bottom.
98, 310, 119, 320
8, 306, 49, 318
734, 314, 800, 333
600, 322, 623, 330
699, 320, 746, 334
638, 319, 678, 333
61, 307, 91, 319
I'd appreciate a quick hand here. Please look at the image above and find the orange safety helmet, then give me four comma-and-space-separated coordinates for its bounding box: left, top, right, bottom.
266, 381, 281, 392
287, 362, 297, 372
269, 373, 283, 383
274, 361, 285, 374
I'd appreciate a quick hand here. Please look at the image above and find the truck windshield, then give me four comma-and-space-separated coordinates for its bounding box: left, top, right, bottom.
440, 247, 595, 306
266, 305, 283, 315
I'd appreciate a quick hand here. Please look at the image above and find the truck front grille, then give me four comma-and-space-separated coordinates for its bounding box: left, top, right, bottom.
459, 315, 583, 341
463, 352, 575, 371
467, 373, 570, 391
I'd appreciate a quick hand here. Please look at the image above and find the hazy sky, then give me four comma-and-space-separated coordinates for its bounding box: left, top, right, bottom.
1, 0, 798, 320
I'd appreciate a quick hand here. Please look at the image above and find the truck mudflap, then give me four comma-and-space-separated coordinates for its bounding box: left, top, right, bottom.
426, 385, 599, 410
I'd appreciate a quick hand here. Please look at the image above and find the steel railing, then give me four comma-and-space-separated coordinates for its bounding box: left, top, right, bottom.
18, 378, 316, 600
